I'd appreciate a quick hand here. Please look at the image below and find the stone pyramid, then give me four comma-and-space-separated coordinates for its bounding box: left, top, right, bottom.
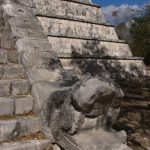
0, 0, 149, 150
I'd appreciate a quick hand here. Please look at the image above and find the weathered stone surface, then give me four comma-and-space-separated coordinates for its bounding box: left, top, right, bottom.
0, 117, 41, 142
16, 38, 51, 53
3, 3, 33, 18
48, 76, 125, 150
60, 59, 147, 78
38, 17, 118, 40
0, 80, 11, 96
15, 96, 33, 115
7, 51, 19, 63
48, 37, 132, 57
27, 68, 62, 84
0, 50, 7, 64
52, 144, 61, 150
72, 77, 123, 116
9, 16, 46, 39
0, 96, 34, 116
0, 36, 14, 50
2, 1, 148, 150
34, 0, 105, 23
129, 133, 150, 150
74, 129, 131, 150
0, 140, 50, 150
19, 49, 62, 72
32, 82, 64, 124
11, 79, 30, 96
0, 66, 4, 78
3, 64, 25, 79
0, 97, 14, 116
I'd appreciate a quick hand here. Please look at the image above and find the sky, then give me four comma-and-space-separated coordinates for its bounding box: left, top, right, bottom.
92, 0, 150, 25
92, 0, 150, 7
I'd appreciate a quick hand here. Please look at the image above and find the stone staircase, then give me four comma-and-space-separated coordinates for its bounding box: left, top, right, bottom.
0, 8, 51, 150
0, 0, 149, 150
115, 78, 150, 150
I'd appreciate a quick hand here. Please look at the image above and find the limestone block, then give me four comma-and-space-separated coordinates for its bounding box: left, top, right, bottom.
15, 96, 33, 115
0, 97, 14, 116
74, 129, 132, 150
11, 79, 30, 96
9, 16, 46, 39
130, 133, 150, 150
27, 68, 62, 84
0, 66, 4, 79
72, 77, 119, 115
80, 118, 98, 130
0, 80, 11, 96
60, 59, 147, 78
19, 117, 42, 134
52, 144, 61, 150
0, 140, 50, 150
3, 64, 25, 79
0, 50, 7, 64
34, 0, 105, 23
127, 112, 142, 122
18, 47, 61, 69
4, 0, 34, 8
31, 82, 65, 124
0, 117, 41, 142
16, 38, 51, 53
0, 37, 14, 50
7, 51, 19, 63
38, 17, 118, 40
3, 3, 33, 18
48, 37, 132, 57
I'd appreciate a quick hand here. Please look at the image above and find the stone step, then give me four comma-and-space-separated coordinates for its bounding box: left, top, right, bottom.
124, 91, 150, 99
121, 98, 150, 109
0, 116, 41, 142
0, 139, 50, 150
0, 64, 25, 79
38, 16, 118, 41
48, 36, 132, 57
0, 79, 30, 97
0, 95, 33, 116
34, 0, 105, 24
60, 58, 147, 78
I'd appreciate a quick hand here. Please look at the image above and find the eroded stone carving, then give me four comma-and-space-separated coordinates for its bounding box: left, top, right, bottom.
47, 75, 130, 150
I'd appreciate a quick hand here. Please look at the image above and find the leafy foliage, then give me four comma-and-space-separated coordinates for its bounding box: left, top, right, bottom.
130, 5, 150, 65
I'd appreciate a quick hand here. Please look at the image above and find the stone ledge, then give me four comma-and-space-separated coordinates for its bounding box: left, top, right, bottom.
61, 0, 101, 8
0, 139, 50, 150
47, 35, 126, 43
59, 56, 144, 60
36, 14, 113, 27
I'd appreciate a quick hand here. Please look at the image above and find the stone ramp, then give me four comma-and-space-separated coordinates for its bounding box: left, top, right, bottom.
0, 3, 51, 150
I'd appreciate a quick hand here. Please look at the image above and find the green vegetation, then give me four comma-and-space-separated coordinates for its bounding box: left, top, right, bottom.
115, 5, 150, 65
130, 5, 150, 65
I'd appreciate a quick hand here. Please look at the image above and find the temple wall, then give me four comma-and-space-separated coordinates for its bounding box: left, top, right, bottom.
33, 0, 105, 23
37, 17, 118, 40
47, 37, 132, 57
